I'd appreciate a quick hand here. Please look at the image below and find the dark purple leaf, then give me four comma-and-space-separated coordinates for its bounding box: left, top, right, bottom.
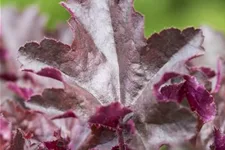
73, 102, 133, 150
154, 72, 216, 122
44, 137, 70, 150
133, 102, 197, 149
213, 128, 225, 150
184, 75, 216, 122
89, 102, 132, 129
27, 85, 100, 119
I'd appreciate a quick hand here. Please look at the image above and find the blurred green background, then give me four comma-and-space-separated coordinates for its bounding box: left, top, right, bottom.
1, 0, 225, 37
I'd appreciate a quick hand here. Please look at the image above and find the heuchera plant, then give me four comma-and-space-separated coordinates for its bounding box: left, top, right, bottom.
0, 0, 225, 150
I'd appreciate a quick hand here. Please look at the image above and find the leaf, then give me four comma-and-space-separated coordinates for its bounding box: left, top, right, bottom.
183, 27, 225, 150
187, 66, 215, 92
132, 102, 197, 149
133, 27, 204, 107
77, 102, 133, 150
19, 0, 146, 105
19, 1, 204, 107
196, 95, 225, 150
213, 128, 225, 150
153, 72, 216, 122
17, 0, 206, 149
130, 26, 209, 147
89, 102, 132, 129
27, 84, 100, 119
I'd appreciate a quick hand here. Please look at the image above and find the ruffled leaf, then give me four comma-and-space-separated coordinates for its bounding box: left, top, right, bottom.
89, 102, 132, 129
154, 72, 216, 122
27, 85, 100, 119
